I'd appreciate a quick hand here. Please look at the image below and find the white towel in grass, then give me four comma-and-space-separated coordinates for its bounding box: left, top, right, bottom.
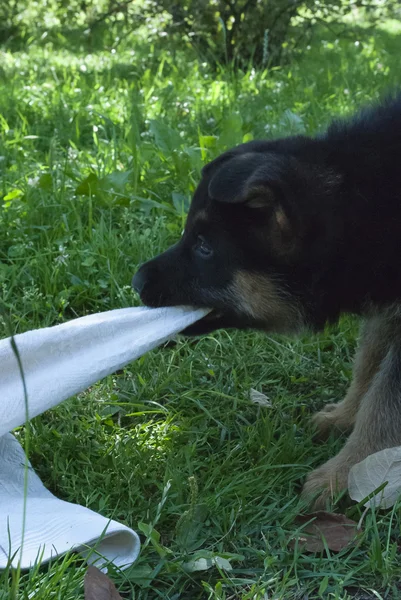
0, 306, 209, 569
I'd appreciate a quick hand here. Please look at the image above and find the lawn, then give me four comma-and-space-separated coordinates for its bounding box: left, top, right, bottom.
1, 15, 401, 599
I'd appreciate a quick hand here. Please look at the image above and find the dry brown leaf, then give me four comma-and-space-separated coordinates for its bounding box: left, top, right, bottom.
84, 565, 122, 600
289, 511, 359, 552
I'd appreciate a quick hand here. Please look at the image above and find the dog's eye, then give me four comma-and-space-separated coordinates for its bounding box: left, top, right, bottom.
194, 235, 213, 259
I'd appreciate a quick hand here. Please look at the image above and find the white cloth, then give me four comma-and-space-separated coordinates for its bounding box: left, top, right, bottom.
0, 306, 208, 569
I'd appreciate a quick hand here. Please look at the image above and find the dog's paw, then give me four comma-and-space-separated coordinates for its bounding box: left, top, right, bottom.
312, 401, 354, 440
302, 456, 350, 510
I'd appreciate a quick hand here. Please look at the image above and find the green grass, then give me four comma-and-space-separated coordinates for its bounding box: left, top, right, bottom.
2, 17, 401, 599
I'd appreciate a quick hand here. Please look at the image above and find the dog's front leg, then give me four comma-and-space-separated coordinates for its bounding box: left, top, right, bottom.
312, 313, 390, 439
303, 336, 401, 508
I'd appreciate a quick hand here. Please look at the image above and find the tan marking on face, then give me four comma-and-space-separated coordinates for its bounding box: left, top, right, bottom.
275, 207, 291, 235
231, 271, 304, 333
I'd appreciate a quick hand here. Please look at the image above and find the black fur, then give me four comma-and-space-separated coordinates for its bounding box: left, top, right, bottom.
133, 95, 401, 334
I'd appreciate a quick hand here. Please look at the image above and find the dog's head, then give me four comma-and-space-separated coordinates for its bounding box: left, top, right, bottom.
133, 140, 339, 335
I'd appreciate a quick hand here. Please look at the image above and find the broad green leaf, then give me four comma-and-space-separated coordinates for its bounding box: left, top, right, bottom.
131, 196, 175, 214
318, 576, 329, 596
69, 274, 84, 286
199, 135, 217, 161
122, 564, 153, 587
214, 556, 233, 571
172, 191, 189, 214
138, 522, 159, 542
199, 135, 217, 148
75, 173, 99, 196
81, 256, 96, 267
7, 245, 25, 257
3, 189, 23, 201
182, 549, 243, 573
176, 504, 208, 552
101, 170, 132, 192
184, 147, 203, 174
219, 113, 243, 150
278, 109, 306, 135
37, 173, 53, 190
149, 120, 182, 155
183, 557, 212, 572
183, 555, 232, 573
138, 522, 167, 557
110, 195, 130, 207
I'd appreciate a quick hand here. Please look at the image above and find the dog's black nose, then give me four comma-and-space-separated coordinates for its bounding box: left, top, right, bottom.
132, 268, 146, 295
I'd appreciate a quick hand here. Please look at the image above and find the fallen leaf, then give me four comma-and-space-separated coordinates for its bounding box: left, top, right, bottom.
249, 388, 272, 407
348, 446, 401, 509
84, 566, 122, 600
289, 511, 359, 552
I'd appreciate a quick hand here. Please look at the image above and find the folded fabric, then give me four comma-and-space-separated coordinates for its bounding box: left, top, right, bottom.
0, 305, 209, 569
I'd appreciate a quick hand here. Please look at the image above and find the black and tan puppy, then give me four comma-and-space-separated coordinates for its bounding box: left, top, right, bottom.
133, 95, 401, 507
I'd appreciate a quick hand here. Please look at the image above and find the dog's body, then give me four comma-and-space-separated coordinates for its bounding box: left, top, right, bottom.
133, 95, 401, 506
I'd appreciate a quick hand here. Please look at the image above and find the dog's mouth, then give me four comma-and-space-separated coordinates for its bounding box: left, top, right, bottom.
182, 308, 249, 336
182, 309, 223, 336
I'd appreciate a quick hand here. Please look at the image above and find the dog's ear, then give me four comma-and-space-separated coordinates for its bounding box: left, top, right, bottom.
208, 152, 294, 247
208, 153, 272, 206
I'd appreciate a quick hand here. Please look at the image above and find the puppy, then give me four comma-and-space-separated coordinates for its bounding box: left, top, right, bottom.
133, 95, 401, 507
